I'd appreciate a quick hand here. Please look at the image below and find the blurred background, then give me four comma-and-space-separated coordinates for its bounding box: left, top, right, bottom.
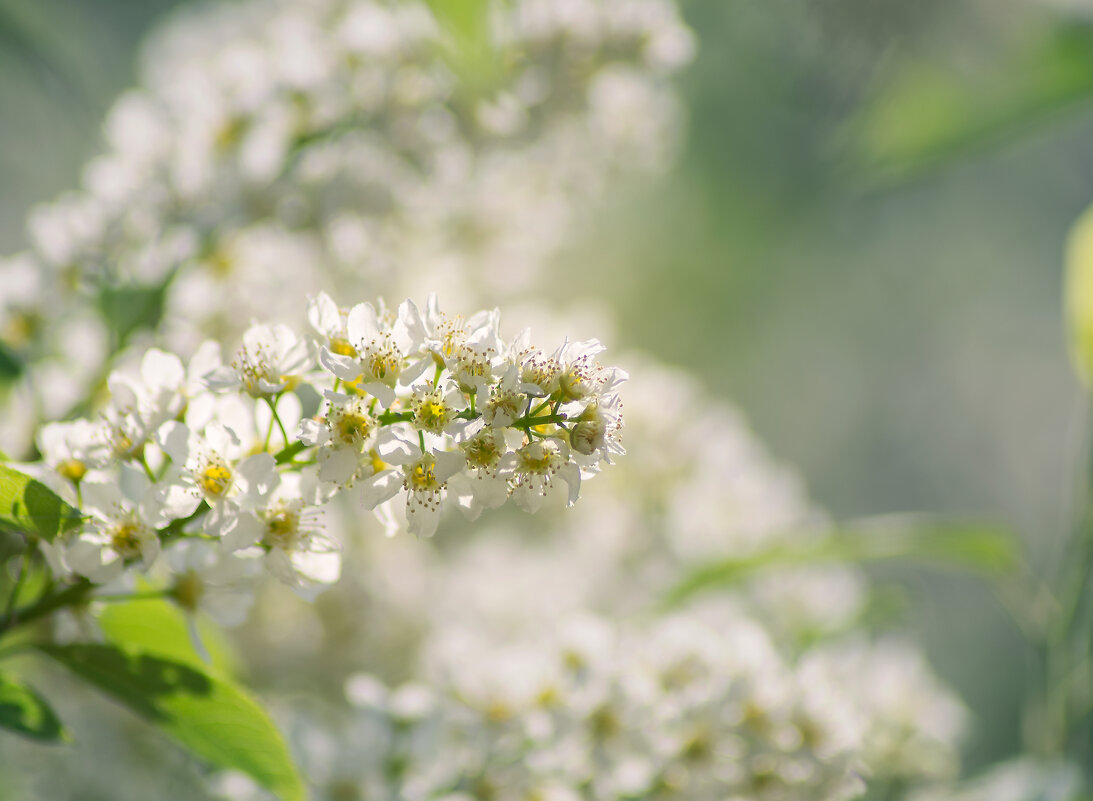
2, 0, 1091, 779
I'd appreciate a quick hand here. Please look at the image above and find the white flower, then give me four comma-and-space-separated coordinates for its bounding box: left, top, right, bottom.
383, 443, 466, 538
166, 538, 262, 628
206, 322, 313, 398
65, 464, 161, 583
306, 291, 356, 357
37, 419, 109, 483
409, 382, 468, 437
500, 438, 581, 513
298, 392, 378, 485
154, 420, 277, 548
402, 294, 503, 394
259, 471, 340, 598
319, 300, 428, 406
447, 429, 516, 521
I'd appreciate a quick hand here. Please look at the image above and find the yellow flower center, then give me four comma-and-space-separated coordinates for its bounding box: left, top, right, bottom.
367, 350, 401, 382
408, 458, 438, 491
329, 338, 357, 358
57, 459, 87, 482
368, 451, 387, 476
336, 412, 372, 445
198, 463, 233, 497
414, 399, 451, 433
265, 508, 300, 548
110, 522, 143, 558
464, 436, 501, 469
518, 449, 553, 474
173, 571, 205, 611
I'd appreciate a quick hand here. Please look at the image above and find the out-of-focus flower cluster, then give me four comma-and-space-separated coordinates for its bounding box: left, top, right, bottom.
0, 0, 978, 799
214, 612, 968, 801
24, 293, 624, 607
0, 0, 692, 457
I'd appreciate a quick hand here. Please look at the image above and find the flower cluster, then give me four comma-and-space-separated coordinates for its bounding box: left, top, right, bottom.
0, 0, 692, 459
213, 613, 875, 801
26, 294, 624, 605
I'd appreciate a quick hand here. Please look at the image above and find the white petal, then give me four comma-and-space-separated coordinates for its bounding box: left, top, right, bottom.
222, 512, 263, 551
358, 471, 402, 509
297, 417, 325, 447
432, 449, 466, 482
308, 292, 341, 337
142, 348, 184, 392
291, 548, 340, 585
318, 446, 359, 484
156, 421, 191, 464
234, 453, 278, 505
398, 298, 427, 347
319, 348, 362, 382
346, 302, 380, 345
405, 493, 441, 538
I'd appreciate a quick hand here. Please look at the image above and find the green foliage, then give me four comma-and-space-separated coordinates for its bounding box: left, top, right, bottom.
0, 341, 22, 386
425, 0, 503, 93
1067, 203, 1093, 388
664, 518, 1018, 608
846, 22, 1093, 182
0, 669, 68, 742
40, 643, 304, 801
98, 597, 238, 676
0, 464, 82, 542
97, 283, 166, 349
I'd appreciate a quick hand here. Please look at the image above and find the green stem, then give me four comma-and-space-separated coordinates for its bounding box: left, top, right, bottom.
269, 398, 289, 449
1044, 403, 1093, 756
3, 542, 35, 619
91, 590, 170, 603
0, 579, 93, 637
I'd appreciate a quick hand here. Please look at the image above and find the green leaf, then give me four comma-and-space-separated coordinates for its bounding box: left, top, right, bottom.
0, 341, 22, 384
0, 669, 68, 742
425, 0, 502, 92
39, 644, 303, 801
663, 517, 1018, 608
845, 21, 1093, 182
0, 464, 83, 542
98, 283, 166, 348
98, 597, 238, 676
1067, 202, 1093, 387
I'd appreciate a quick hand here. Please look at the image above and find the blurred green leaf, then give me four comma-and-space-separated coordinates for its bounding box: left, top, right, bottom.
425, 0, 503, 91
846, 22, 1093, 181
40, 643, 303, 801
1067, 202, 1093, 387
0, 669, 68, 742
98, 597, 238, 676
98, 284, 166, 348
663, 517, 1018, 608
0, 342, 22, 385
0, 464, 82, 542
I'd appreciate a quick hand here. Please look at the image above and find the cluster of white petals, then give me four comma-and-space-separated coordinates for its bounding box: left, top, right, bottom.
0, 1, 978, 799
24, 294, 624, 608
0, 0, 692, 458
216, 613, 959, 801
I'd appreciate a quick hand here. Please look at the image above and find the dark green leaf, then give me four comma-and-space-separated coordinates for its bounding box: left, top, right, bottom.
0, 669, 68, 742
0, 464, 83, 542
663, 518, 1018, 608
0, 341, 22, 383
40, 644, 303, 801
98, 283, 166, 348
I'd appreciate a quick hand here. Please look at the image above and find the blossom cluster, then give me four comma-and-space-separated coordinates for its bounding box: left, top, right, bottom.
0, 0, 692, 459
26, 294, 624, 606
213, 612, 962, 801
